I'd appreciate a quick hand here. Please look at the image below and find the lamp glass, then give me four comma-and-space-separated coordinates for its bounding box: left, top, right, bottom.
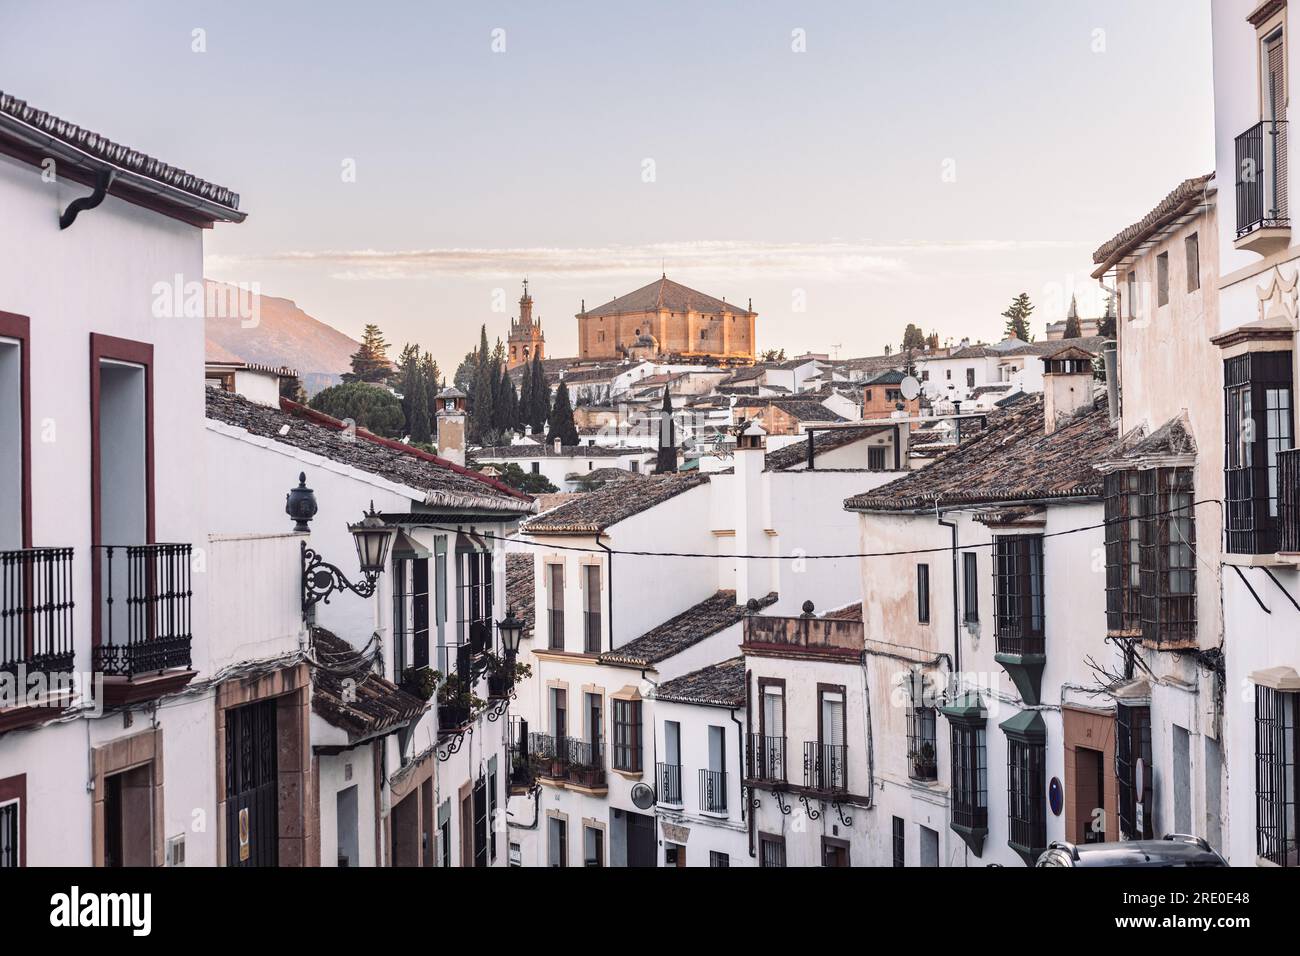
350, 517, 393, 574
498, 611, 524, 654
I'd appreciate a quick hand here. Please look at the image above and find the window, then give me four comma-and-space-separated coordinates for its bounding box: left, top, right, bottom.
583, 564, 602, 653
455, 535, 492, 653
438, 800, 451, 867
508, 841, 521, 866
1138, 468, 1197, 645
531, 462, 540, 474
865, 389, 872, 401
945, 369, 952, 380
916, 563, 930, 624
434, 538, 448, 670
1104, 470, 1143, 634
867, 445, 887, 470
0, 775, 21, 868
993, 534, 1044, 656
921, 370, 929, 381
583, 825, 604, 867
487, 761, 498, 862
821, 836, 850, 867
1186, 232, 1200, 292
966, 368, 975, 388
702, 725, 727, 813
1256, 685, 1298, 866
392, 555, 430, 674
472, 775, 488, 868
709, 850, 730, 868
812, 687, 847, 791
1126, 270, 1137, 319
1156, 252, 1169, 307
551, 687, 567, 740
752, 680, 786, 782
547, 562, 564, 650
892, 816, 905, 867
613, 699, 643, 771
950, 719, 988, 835
760, 833, 786, 868
906, 673, 937, 782
1007, 734, 1046, 861
548, 816, 567, 867
962, 552, 979, 623
1224, 351, 1294, 554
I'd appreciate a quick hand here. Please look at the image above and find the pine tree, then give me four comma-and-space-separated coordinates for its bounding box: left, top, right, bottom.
397, 343, 420, 431
346, 324, 392, 383
901, 323, 926, 352
1063, 295, 1082, 339
1001, 293, 1035, 341
547, 379, 578, 446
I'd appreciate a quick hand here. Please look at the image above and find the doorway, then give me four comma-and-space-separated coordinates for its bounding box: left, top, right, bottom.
103, 764, 153, 868
625, 811, 656, 867
1075, 747, 1105, 844
225, 698, 279, 867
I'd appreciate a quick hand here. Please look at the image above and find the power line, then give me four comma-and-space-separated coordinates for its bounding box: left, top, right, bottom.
416, 498, 1223, 562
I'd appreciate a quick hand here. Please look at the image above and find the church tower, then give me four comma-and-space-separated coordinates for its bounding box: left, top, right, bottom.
507, 279, 546, 370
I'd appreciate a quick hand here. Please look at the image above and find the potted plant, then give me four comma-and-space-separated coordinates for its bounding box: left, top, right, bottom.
399, 665, 438, 702
910, 742, 937, 780
436, 674, 483, 731
484, 654, 532, 698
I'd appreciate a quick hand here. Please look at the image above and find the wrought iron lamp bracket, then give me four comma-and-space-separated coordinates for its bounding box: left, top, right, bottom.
302, 542, 379, 613
774, 790, 792, 816
833, 801, 853, 827
437, 724, 473, 762
799, 794, 822, 821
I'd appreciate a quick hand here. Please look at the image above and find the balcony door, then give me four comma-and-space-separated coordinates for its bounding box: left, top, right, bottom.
819, 687, 846, 790
1264, 29, 1288, 219
0, 312, 29, 551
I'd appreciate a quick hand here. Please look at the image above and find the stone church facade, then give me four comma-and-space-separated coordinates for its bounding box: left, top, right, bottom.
576, 275, 757, 364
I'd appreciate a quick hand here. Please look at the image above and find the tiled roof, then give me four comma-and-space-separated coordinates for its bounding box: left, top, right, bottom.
310, 628, 427, 741
845, 391, 1113, 511
600, 591, 776, 667
822, 602, 863, 621
474, 444, 653, 459
505, 553, 535, 638
523, 473, 709, 535
1092, 173, 1214, 271
205, 387, 532, 512
764, 425, 889, 471
865, 369, 907, 385
568, 467, 649, 488
584, 276, 755, 318
1101, 414, 1197, 467
655, 656, 746, 707
1005, 336, 1106, 357
734, 397, 846, 423
0, 90, 244, 222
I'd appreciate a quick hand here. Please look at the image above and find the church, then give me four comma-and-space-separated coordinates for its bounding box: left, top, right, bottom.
506, 280, 545, 369
576, 275, 757, 364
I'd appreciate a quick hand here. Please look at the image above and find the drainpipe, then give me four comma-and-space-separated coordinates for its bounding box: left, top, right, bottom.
729, 707, 745, 825
597, 537, 614, 652
744, 667, 756, 858
935, 501, 961, 682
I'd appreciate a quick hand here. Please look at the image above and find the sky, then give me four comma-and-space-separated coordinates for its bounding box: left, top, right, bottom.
2, 0, 1215, 374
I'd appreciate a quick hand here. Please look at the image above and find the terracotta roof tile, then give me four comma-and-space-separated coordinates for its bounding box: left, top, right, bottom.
600, 591, 776, 667
523, 473, 709, 534
310, 628, 427, 740
655, 656, 746, 707
505, 553, 535, 638
584, 276, 755, 318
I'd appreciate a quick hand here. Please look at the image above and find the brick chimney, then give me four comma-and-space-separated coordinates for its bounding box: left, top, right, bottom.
435, 385, 468, 465
1041, 348, 1094, 435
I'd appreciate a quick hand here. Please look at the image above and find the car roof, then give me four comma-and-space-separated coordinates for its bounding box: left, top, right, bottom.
1044, 837, 1227, 867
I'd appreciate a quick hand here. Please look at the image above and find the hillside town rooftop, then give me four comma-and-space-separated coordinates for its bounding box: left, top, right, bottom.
845, 391, 1113, 512
599, 591, 777, 668
764, 425, 890, 472
655, 656, 746, 707
204, 387, 533, 512
505, 553, 535, 640
522, 472, 709, 534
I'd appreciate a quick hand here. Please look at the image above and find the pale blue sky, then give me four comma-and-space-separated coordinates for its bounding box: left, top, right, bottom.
3, 0, 1214, 371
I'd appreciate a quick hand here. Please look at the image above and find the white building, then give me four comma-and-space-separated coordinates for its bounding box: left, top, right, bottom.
1211, 0, 1300, 868
474, 441, 656, 491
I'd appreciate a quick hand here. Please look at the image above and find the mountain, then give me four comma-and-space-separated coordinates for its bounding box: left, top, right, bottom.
204, 280, 358, 396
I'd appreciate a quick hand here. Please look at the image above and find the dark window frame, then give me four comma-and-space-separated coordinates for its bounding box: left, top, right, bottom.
1225, 351, 1294, 554
1256, 685, 1299, 866
759, 831, 786, 868
994, 534, 1045, 656
1007, 734, 1046, 859
1138, 467, 1197, 645
582, 564, 602, 654
1104, 470, 1144, 634
1116, 703, 1154, 841
1186, 232, 1200, 293
950, 718, 988, 833
917, 563, 931, 624
891, 816, 905, 867
1156, 251, 1169, 307
612, 698, 643, 772
962, 551, 979, 623
906, 673, 937, 782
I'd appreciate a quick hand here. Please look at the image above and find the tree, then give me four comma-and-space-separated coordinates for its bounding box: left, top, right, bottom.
488, 461, 558, 495
760, 348, 787, 362
528, 351, 549, 434
469, 325, 495, 443
420, 351, 441, 422
901, 323, 926, 352
546, 379, 579, 446
1062, 295, 1082, 339
345, 324, 392, 383
310, 381, 405, 438
494, 365, 519, 434
1001, 293, 1035, 341
1098, 292, 1117, 339
279, 374, 307, 405
655, 389, 677, 474
518, 360, 534, 433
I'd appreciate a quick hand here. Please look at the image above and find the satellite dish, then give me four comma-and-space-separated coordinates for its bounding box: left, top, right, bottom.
630, 782, 656, 810
900, 375, 921, 401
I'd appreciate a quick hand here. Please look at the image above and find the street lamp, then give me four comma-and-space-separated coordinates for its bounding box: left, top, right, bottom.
497, 608, 525, 656
300, 498, 395, 614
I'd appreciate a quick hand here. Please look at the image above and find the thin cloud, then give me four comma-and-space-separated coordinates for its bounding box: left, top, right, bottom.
209, 239, 1087, 283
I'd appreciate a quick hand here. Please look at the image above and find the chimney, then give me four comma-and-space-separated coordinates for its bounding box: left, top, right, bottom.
553, 436, 562, 455
1041, 348, 1094, 436
655, 389, 678, 474
1102, 340, 1119, 425
434, 385, 468, 465
734, 421, 771, 606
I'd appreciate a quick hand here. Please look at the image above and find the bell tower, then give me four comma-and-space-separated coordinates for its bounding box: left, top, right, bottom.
507, 278, 546, 370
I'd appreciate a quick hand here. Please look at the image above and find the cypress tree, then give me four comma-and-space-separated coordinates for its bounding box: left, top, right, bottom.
655, 389, 677, 474
518, 361, 534, 433
546, 379, 579, 446
529, 351, 548, 434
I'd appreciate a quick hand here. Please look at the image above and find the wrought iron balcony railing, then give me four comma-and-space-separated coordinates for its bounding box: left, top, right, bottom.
0, 547, 75, 677
699, 768, 727, 814
803, 741, 848, 794
1280, 448, 1300, 554
657, 761, 683, 805
1236, 119, 1289, 238
747, 733, 786, 784
93, 543, 192, 677
566, 738, 606, 789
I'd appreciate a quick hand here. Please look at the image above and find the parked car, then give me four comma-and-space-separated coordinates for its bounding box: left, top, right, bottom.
1036, 834, 1228, 867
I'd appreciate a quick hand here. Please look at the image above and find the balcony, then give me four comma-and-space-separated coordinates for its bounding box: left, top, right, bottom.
566, 738, 606, 791
508, 717, 535, 793
1280, 448, 1300, 554
657, 761, 683, 806
0, 547, 75, 731
994, 535, 1046, 704
530, 731, 568, 780
93, 543, 195, 705
746, 733, 786, 785
1235, 119, 1290, 254
803, 741, 847, 794
699, 768, 728, 815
